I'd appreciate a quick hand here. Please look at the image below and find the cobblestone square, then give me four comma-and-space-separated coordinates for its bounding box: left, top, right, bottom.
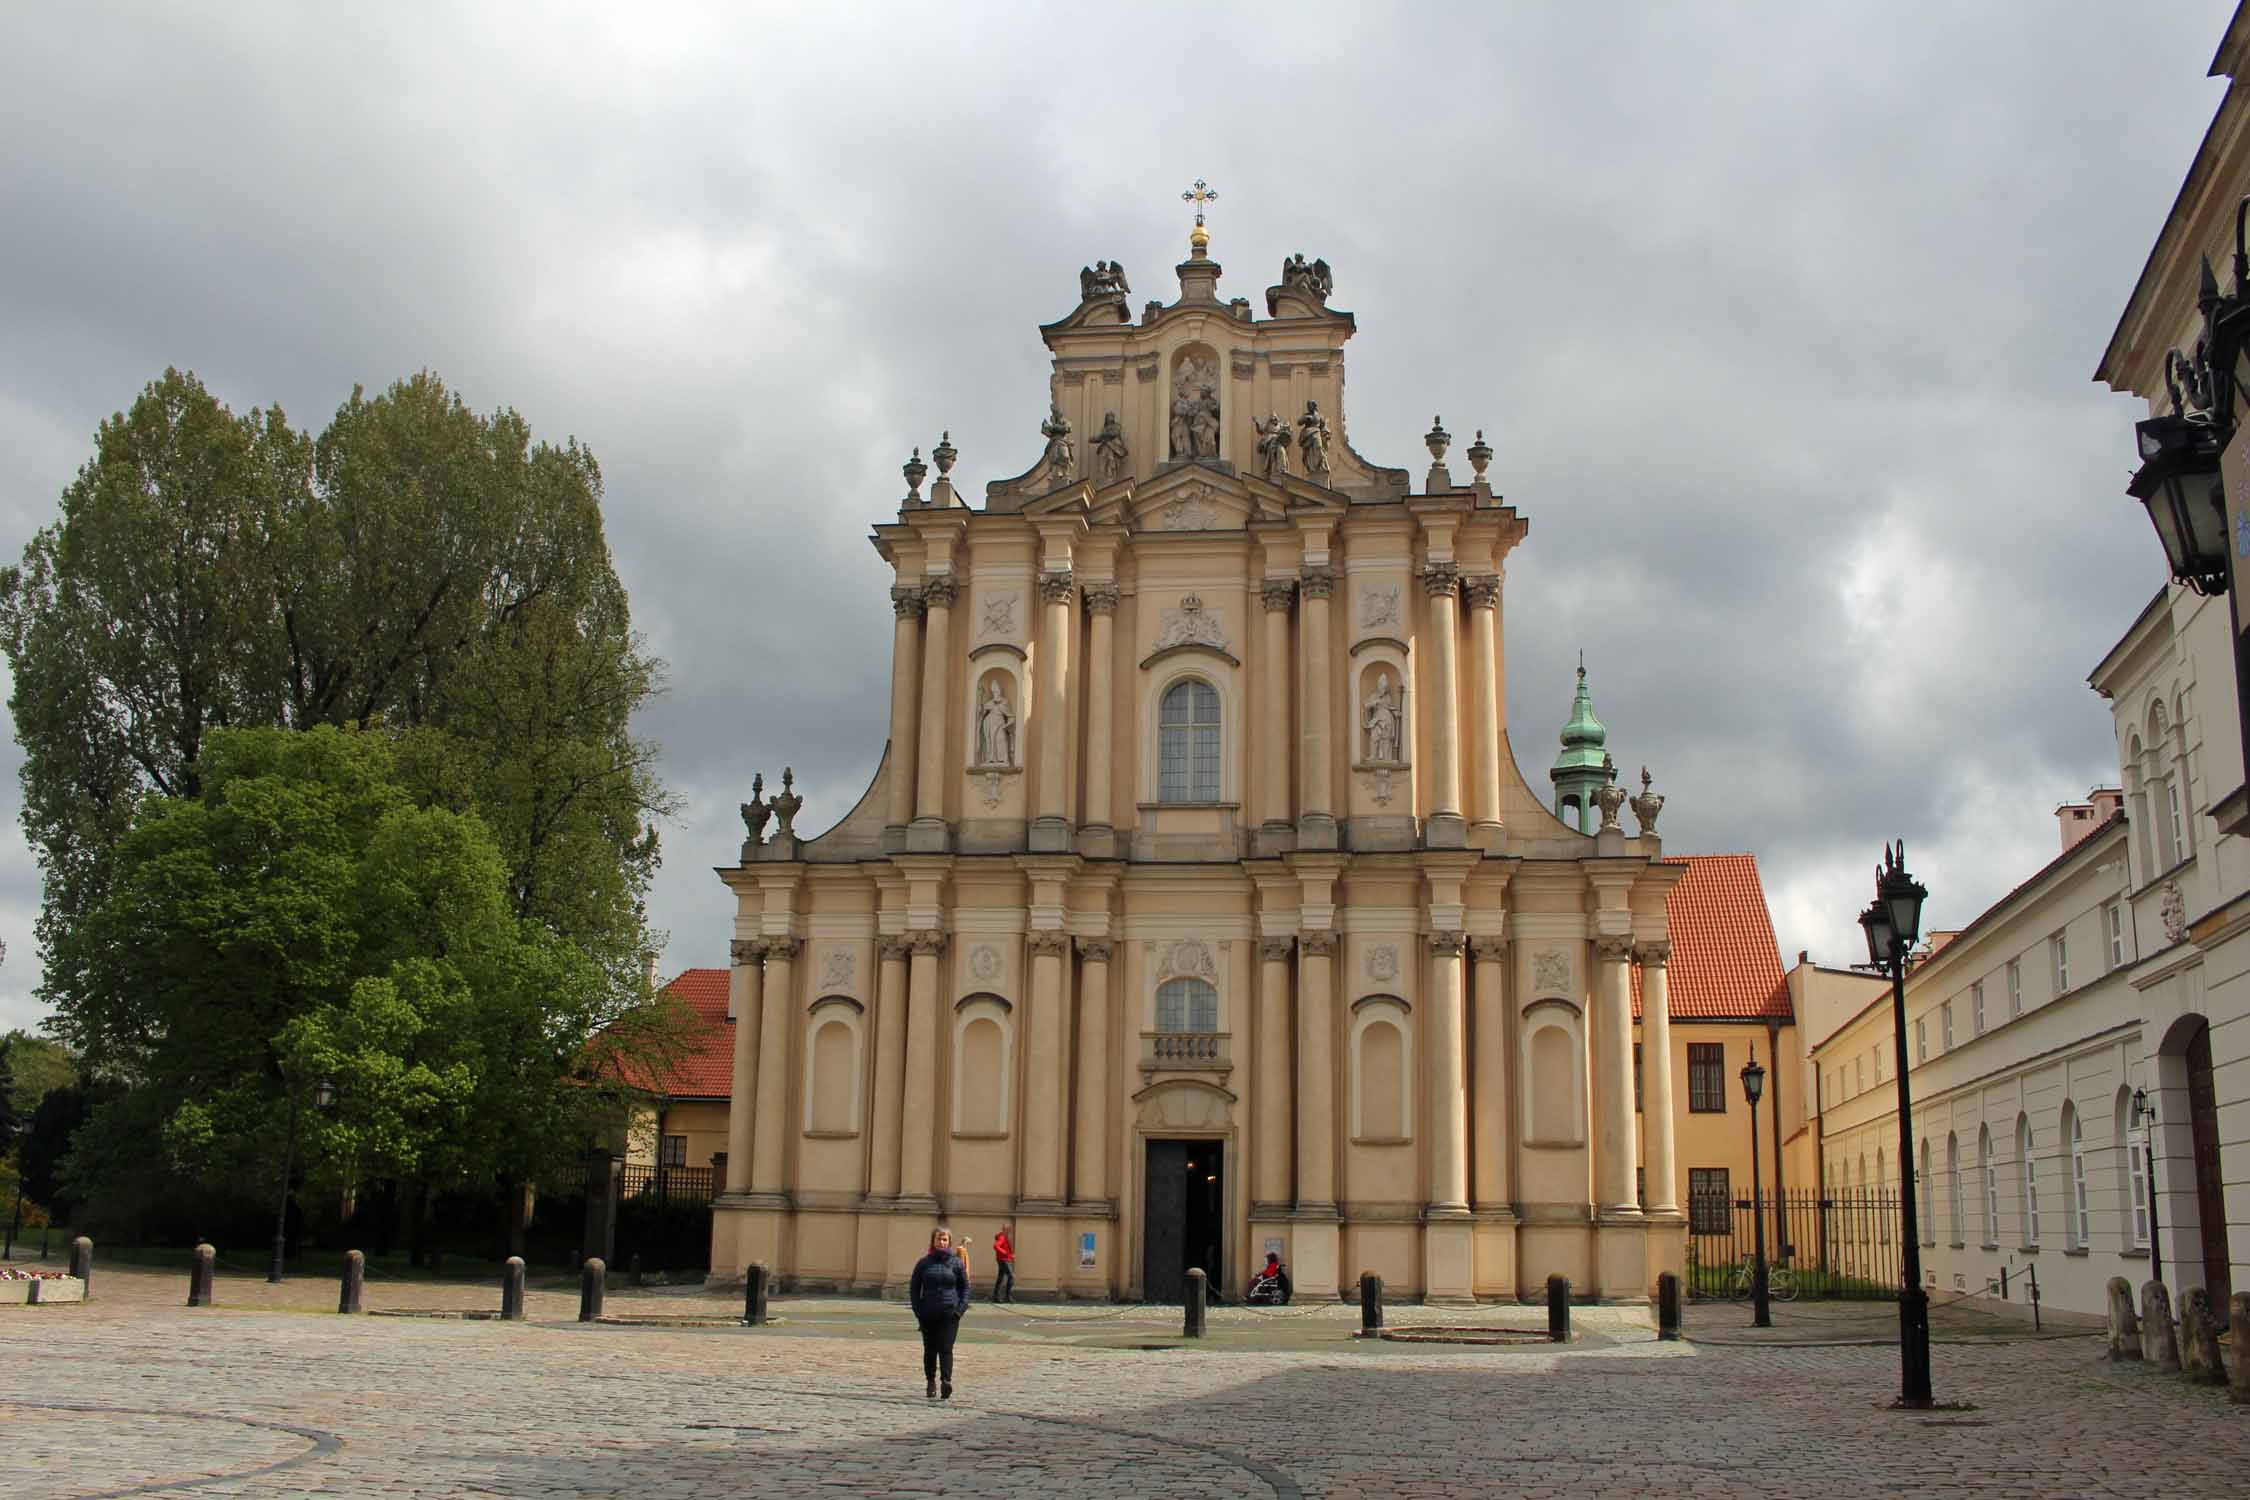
4, 1261, 2246, 1497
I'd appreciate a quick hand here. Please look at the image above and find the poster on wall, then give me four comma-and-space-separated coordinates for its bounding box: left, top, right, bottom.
1079, 1232, 1097, 1270
1263, 1235, 1284, 1261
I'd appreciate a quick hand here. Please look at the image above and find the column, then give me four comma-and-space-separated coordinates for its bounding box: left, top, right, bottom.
1024, 930, 1071, 1201
912, 577, 955, 827
1081, 590, 1118, 833
1254, 937, 1295, 1209
898, 931, 945, 1203
885, 588, 925, 833
750, 938, 799, 1195
1298, 568, 1337, 846
1296, 931, 1338, 1209
1032, 570, 1074, 849
1469, 938, 1510, 1209
1426, 932, 1470, 1213
1593, 935, 1639, 1214
1072, 938, 1112, 1203
725, 939, 765, 1194
1638, 941, 1680, 1214
867, 937, 912, 1199
1260, 581, 1295, 834
1421, 563, 1463, 839
1463, 574, 1502, 839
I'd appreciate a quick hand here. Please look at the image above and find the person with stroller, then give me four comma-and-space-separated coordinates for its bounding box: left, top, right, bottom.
1248, 1250, 1292, 1305
910, 1226, 970, 1399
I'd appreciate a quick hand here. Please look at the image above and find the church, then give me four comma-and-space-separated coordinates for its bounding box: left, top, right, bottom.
712, 201, 1688, 1302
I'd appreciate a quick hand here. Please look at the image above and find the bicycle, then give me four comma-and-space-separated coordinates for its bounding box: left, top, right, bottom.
1725, 1259, 1799, 1302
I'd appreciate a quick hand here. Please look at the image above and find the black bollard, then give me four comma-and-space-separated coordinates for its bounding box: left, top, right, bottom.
579, 1256, 606, 1322
70, 1236, 92, 1297
188, 1243, 216, 1307
1360, 1271, 1384, 1333
744, 1261, 771, 1326
1657, 1272, 1681, 1340
630, 1252, 644, 1287
1183, 1268, 1207, 1338
502, 1256, 526, 1321
338, 1250, 364, 1314
1546, 1274, 1571, 1343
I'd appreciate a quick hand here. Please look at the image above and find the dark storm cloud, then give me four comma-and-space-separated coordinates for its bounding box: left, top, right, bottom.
0, 1, 2234, 1027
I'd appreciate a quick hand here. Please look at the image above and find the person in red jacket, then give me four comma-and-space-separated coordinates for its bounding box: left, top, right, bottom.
991, 1224, 1016, 1304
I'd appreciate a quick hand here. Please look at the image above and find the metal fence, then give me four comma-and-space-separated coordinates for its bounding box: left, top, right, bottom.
1684, 1188, 1905, 1301
619, 1164, 718, 1203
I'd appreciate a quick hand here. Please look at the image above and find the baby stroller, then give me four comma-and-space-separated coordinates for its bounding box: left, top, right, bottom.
1246, 1259, 1292, 1305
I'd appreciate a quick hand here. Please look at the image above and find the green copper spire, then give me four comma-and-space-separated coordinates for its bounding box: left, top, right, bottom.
1550, 657, 1612, 834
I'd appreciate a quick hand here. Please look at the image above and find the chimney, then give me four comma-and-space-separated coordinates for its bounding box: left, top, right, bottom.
2058, 787, 2123, 854
644, 951, 660, 999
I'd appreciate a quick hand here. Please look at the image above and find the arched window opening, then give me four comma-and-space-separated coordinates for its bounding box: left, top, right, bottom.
1919, 1141, 1934, 1245
2017, 1116, 2040, 1246
2066, 1106, 2090, 1249
2118, 1087, 2150, 1247
1156, 977, 1218, 1033
1980, 1128, 1998, 1244
1946, 1134, 1963, 1245
1158, 679, 1221, 802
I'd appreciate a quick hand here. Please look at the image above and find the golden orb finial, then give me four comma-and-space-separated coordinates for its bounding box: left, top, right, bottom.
1182, 177, 1218, 255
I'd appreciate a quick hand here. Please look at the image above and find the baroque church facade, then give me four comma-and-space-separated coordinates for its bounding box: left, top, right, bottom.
714, 214, 1685, 1302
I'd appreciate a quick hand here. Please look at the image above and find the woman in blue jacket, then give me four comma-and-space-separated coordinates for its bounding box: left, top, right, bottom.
908, 1225, 970, 1399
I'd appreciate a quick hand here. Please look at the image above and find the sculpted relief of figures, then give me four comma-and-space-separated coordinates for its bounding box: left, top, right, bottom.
1533, 950, 1572, 995
1152, 595, 1229, 654
980, 591, 1017, 640
1169, 352, 1221, 459
1360, 586, 1399, 630
1093, 411, 1129, 482
1161, 484, 1218, 531
975, 678, 1018, 768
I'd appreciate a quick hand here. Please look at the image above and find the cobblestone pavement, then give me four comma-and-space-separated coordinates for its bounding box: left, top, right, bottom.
6, 1262, 2247, 1497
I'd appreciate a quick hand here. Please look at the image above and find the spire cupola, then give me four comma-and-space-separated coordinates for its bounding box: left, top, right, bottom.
1550, 658, 1614, 834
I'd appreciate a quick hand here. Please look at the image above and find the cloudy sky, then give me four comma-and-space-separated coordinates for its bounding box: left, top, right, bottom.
0, 2, 2235, 1033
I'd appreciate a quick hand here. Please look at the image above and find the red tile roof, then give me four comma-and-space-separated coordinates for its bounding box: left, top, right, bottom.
651, 968, 734, 1099
1633, 854, 1792, 1023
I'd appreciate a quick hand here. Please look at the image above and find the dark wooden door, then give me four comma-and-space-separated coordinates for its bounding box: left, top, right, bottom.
1143, 1141, 1188, 1303
2186, 1023, 2232, 1308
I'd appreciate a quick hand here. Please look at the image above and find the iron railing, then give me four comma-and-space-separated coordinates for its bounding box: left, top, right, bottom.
1684, 1188, 1905, 1301
619, 1164, 718, 1203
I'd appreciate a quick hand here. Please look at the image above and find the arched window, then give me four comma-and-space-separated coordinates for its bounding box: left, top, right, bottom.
1156, 977, 1218, 1033
1980, 1127, 1998, 1244
2017, 1115, 2040, 1246
2117, 1087, 2149, 1248
2066, 1105, 2089, 1249
1158, 679, 1221, 802
1946, 1134, 1962, 1246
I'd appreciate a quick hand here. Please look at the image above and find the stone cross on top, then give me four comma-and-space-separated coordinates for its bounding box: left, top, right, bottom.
1181, 177, 1218, 252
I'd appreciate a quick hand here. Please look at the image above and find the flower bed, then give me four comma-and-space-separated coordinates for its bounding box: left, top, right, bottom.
0, 1270, 84, 1304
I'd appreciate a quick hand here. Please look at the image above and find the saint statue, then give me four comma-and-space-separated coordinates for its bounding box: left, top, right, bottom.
1040, 401, 1075, 481
1191, 384, 1220, 458
1253, 412, 1291, 479
1094, 411, 1130, 482
1364, 673, 1402, 764
1169, 384, 1198, 459
977, 680, 1017, 767
1297, 400, 1332, 478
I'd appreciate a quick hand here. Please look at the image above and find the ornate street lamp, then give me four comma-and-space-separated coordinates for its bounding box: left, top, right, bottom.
2127, 411, 2226, 596
2132, 1085, 2163, 1288
268, 1076, 338, 1283
1858, 841, 1934, 1409
1739, 1046, 1770, 1328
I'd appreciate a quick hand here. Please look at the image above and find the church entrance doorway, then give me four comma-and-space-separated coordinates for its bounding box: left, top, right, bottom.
2184, 1021, 2231, 1308
1142, 1139, 1223, 1303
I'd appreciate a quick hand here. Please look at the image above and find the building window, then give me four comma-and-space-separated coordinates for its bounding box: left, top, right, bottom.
2067, 1107, 2089, 1250
1972, 981, 1985, 1036
2051, 933, 2068, 995
2018, 1117, 2040, 1246
2167, 780, 2186, 863
2126, 1104, 2151, 1248
1940, 1001, 1954, 1051
1855, 1056, 1866, 1094
2007, 960, 2022, 1017
1981, 1129, 1999, 1243
1157, 679, 1221, 802
1874, 1046, 1884, 1083
1688, 1168, 1731, 1233
1633, 1042, 1643, 1112
1687, 1044, 1726, 1113
2107, 904, 2126, 971
1919, 1142, 1934, 1245
1915, 1018, 1927, 1063
659, 1135, 687, 1167
1947, 1134, 1963, 1244
1156, 977, 1218, 1033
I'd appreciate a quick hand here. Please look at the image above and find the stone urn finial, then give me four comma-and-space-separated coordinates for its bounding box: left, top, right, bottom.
1466, 429, 1492, 481
1630, 766, 1664, 836
932, 431, 956, 478
1425, 415, 1451, 464
739, 772, 771, 850
771, 767, 804, 842
902, 447, 928, 503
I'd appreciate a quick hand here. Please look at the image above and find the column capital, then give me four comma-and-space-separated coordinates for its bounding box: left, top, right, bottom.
1469, 936, 1509, 962
1299, 930, 1338, 957
1039, 570, 1077, 606
891, 586, 927, 619
1083, 586, 1120, 616
1075, 936, 1114, 963
1593, 933, 1635, 964
1634, 939, 1672, 968
921, 575, 958, 609
878, 935, 915, 962
761, 936, 803, 961
1462, 574, 1502, 610
907, 929, 948, 956
1258, 936, 1296, 963
1420, 560, 1462, 598
1026, 929, 1072, 958
1261, 579, 1298, 612
729, 938, 762, 966
1427, 930, 1467, 957
1298, 566, 1336, 600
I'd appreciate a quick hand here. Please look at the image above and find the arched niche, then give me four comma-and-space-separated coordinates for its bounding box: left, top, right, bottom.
1167, 344, 1222, 460
1521, 997, 1585, 1148
1349, 994, 1412, 1143
1354, 654, 1410, 769
803, 996, 864, 1136
951, 993, 1014, 1138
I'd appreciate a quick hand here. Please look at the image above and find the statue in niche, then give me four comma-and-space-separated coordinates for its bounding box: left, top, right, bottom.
1296, 400, 1332, 478
1169, 354, 1220, 458
1281, 253, 1333, 300
1363, 672, 1402, 764
1080, 260, 1130, 301
1254, 413, 1291, 479
1094, 411, 1130, 482
976, 680, 1017, 768
1040, 401, 1076, 482
1191, 385, 1220, 458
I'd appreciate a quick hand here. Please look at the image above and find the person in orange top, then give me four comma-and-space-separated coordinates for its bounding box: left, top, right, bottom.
991, 1225, 1015, 1304
953, 1235, 973, 1288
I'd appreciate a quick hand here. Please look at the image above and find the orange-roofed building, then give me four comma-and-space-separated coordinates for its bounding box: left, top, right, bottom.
618, 968, 737, 1183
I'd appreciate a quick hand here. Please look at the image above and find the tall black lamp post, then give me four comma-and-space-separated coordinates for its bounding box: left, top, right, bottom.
2132, 1085, 2163, 1287
1858, 841, 1933, 1409
1740, 1046, 1770, 1328
268, 1075, 336, 1283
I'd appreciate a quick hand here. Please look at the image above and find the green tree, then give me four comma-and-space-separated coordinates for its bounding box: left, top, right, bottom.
0, 1031, 78, 1122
